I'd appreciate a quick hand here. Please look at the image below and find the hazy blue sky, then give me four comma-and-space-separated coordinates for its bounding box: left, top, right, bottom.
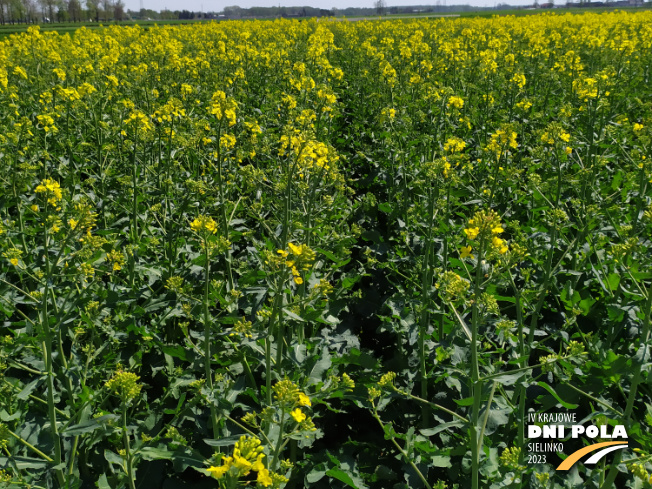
127, 0, 530, 14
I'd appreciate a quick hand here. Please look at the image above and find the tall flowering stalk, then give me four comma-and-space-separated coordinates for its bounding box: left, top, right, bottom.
34, 178, 66, 487
461, 209, 508, 489
106, 370, 143, 489
191, 215, 222, 438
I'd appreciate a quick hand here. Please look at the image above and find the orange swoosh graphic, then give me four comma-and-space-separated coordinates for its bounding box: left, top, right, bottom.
556, 441, 628, 471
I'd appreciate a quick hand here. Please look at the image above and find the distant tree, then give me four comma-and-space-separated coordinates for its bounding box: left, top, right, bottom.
39, 0, 56, 21
101, 0, 111, 20
0, 0, 8, 24
20, 0, 36, 22
68, 0, 81, 20
113, 0, 123, 20
86, 0, 98, 20
223, 5, 241, 18
56, 0, 68, 21
159, 8, 176, 19
374, 0, 386, 15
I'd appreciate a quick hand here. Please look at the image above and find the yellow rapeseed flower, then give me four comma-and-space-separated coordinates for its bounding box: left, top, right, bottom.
460, 246, 474, 259
190, 215, 218, 234
291, 408, 306, 423
206, 465, 229, 479
35, 178, 63, 206
257, 468, 273, 487
298, 392, 311, 407
464, 227, 480, 240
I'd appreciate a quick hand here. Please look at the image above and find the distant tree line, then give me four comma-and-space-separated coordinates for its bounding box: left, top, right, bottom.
219, 5, 333, 18
217, 4, 485, 18
0, 0, 126, 24
3, 0, 644, 25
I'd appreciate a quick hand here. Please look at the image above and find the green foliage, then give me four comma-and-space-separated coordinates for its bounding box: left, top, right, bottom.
1, 11, 652, 489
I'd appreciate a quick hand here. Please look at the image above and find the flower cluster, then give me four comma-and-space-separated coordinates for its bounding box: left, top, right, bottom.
510, 73, 526, 89
436, 270, 470, 303
313, 278, 334, 296
630, 463, 652, 484
486, 128, 518, 155
447, 95, 464, 109
499, 446, 524, 471
105, 370, 142, 402
463, 209, 508, 255
443, 137, 466, 154
190, 215, 218, 235
210, 90, 237, 126
272, 379, 315, 432
377, 371, 397, 390
123, 110, 152, 133
3, 248, 22, 267
206, 435, 287, 488
0, 423, 10, 451
380, 107, 396, 121
34, 178, 62, 206
540, 123, 573, 154
36, 114, 57, 133
231, 317, 253, 338
277, 243, 316, 285
106, 250, 125, 271
424, 157, 453, 180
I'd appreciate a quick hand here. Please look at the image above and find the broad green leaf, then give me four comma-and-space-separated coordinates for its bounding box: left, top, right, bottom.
536, 382, 578, 409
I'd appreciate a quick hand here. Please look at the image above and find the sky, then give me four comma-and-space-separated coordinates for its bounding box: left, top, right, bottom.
126, 0, 531, 14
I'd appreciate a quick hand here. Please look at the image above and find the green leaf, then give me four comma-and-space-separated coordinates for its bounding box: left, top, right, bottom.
611, 170, 623, 190
607, 273, 621, 291
97, 474, 111, 489
308, 351, 332, 385
139, 447, 174, 461
0, 456, 49, 469
455, 397, 474, 407
579, 295, 596, 315
172, 450, 206, 471
104, 450, 124, 467
378, 202, 392, 214
16, 379, 40, 401
283, 308, 305, 322
431, 455, 452, 468
316, 248, 338, 262
420, 421, 465, 436
326, 468, 363, 489
161, 344, 188, 361
61, 416, 117, 436
306, 466, 326, 483
536, 382, 578, 409
204, 435, 241, 447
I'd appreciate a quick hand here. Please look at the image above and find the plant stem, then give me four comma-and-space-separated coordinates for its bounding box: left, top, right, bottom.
122, 402, 137, 489
7, 429, 54, 462
470, 235, 485, 489
130, 143, 138, 289
564, 383, 622, 416
418, 184, 437, 426
215, 124, 234, 291
266, 284, 282, 405
477, 382, 496, 455
371, 409, 433, 489
271, 406, 286, 471
203, 240, 219, 438
395, 389, 467, 422
41, 222, 65, 488
528, 227, 557, 345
